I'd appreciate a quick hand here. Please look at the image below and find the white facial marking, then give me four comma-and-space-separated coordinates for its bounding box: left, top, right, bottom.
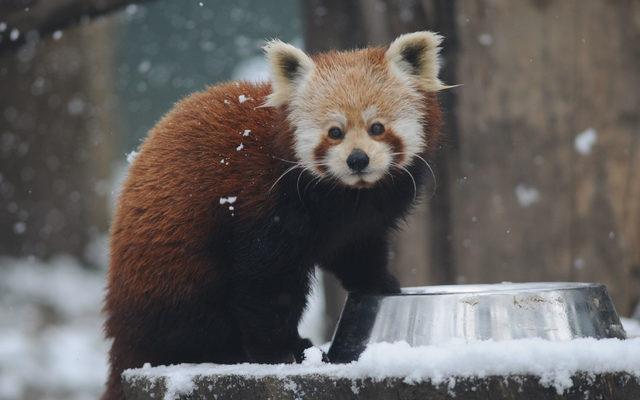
390, 111, 425, 161
326, 112, 347, 128
362, 106, 378, 124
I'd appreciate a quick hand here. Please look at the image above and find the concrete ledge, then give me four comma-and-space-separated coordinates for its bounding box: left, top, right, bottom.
123, 372, 640, 400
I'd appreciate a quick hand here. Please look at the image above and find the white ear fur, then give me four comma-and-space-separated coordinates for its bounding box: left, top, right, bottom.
385, 31, 445, 92
263, 40, 315, 107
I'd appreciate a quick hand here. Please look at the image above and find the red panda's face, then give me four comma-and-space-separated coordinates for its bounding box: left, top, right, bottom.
265, 32, 445, 188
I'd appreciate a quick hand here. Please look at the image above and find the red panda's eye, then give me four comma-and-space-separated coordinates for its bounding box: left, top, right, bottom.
328, 127, 344, 140
369, 122, 385, 136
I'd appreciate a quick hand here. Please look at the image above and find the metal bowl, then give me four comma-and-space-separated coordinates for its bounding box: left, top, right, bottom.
327, 282, 627, 363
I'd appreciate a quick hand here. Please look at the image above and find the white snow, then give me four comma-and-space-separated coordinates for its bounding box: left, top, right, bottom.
137, 60, 152, 74
477, 33, 493, 46
67, 97, 86, 115
0, 256, 108, 400
236, 143, 244, 151
514, 183, 540, 207
574, 128, 597, 155
302, 347, 324, 366
125, 4, 138, 15
126, 150, 139, 164
125, 337, 640, 398
10, 28, 20, 41
13, 221, 26, 234
242, 129, 251, 136
0, 255, 104, 319
219, 196, 237, 205
238, 95, 248, 103
164, 372, 196, 400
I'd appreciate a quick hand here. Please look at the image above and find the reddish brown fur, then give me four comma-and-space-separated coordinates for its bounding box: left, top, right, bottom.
104, 82, 296, 399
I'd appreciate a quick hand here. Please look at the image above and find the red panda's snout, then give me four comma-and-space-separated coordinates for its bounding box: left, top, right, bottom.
320, 127, 396, 187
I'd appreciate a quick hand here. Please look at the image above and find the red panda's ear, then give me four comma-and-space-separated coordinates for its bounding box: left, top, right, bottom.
263, 40, 315, 107
385, 31, 446, 92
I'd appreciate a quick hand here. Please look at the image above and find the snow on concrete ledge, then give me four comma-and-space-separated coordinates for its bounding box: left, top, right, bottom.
123, 337, 640, 399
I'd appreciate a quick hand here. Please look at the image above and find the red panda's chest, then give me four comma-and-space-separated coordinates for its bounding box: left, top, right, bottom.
227, 166, 420, 266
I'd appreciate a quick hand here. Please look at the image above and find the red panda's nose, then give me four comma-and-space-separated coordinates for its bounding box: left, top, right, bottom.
346, 149, 370, 172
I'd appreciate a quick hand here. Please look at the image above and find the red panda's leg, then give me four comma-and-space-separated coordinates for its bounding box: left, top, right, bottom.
230, 269, 312, 363
321, 235, 401, 294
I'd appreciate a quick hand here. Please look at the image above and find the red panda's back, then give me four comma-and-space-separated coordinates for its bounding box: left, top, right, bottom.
106, 81, 291, 313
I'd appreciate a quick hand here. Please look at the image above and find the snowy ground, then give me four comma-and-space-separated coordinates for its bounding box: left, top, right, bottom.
1, 255, 639, 400
0, 256, 108, 400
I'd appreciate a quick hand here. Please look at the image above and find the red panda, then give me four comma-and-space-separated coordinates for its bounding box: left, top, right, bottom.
102, 31, 445, 400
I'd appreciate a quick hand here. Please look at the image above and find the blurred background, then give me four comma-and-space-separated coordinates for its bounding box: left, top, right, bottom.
0, 0, 639, 399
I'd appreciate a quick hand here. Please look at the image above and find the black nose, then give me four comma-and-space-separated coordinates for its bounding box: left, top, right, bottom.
346, 149, 370, 172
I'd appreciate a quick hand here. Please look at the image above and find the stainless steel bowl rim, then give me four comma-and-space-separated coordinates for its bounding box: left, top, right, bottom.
394, 282, 603, 296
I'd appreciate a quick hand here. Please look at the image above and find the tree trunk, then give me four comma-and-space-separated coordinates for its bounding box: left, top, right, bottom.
451, 0, 640, 315
0, 16, 118, 263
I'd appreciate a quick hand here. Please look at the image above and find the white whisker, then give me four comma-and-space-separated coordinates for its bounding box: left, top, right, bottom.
270, 155, 298, 164
270, 161, 331, 196
269, 164, 301, 192
391, 162, 417, 202
296, 167, 311, 202
391, 152, 437, 198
